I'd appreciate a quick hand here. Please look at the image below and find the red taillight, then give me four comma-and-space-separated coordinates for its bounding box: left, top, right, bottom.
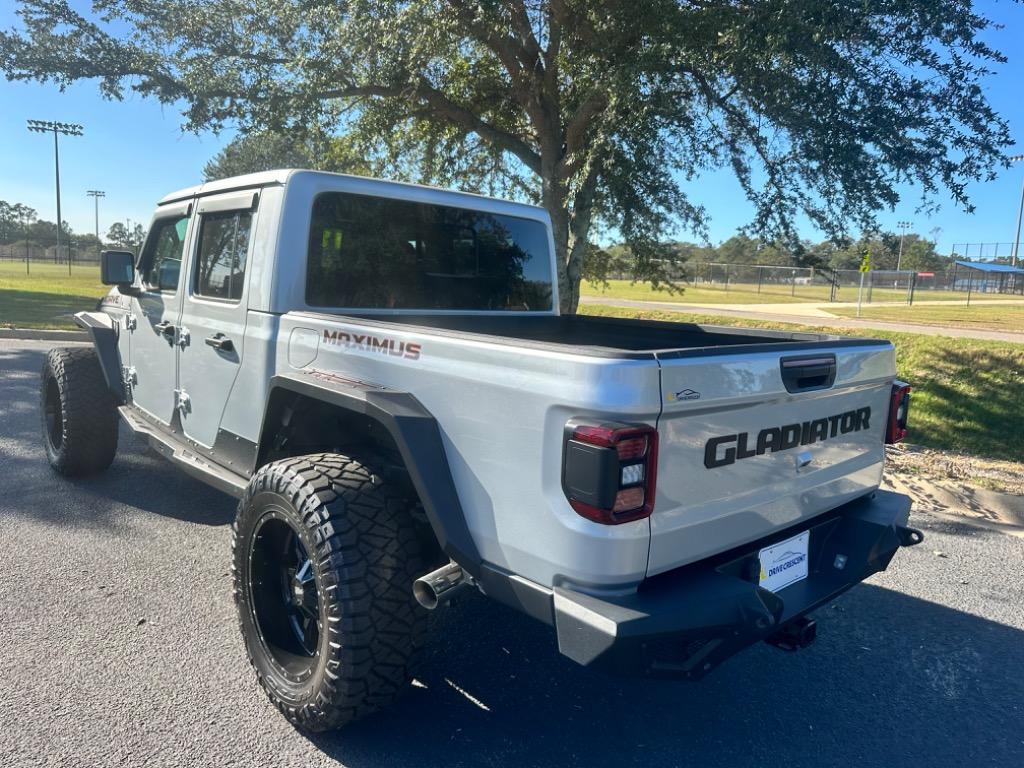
561, 421, 658, 525
886, 381, 911, 444
614, 436, 649, 461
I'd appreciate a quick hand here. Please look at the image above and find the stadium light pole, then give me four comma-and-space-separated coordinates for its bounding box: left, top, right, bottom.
1010, 154, 1024, 268
86, 190, 105, 257
896, 220, 912, 272
27, 120, 83, 276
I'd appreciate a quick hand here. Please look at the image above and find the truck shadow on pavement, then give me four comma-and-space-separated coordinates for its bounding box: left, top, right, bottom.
3, 423, 236, 528
1, 346, 235, 527
88, 431, 238, 526
313, 555, 1024, 768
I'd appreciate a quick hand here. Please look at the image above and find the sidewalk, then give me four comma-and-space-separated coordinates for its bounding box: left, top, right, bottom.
581, 296, 1024, 343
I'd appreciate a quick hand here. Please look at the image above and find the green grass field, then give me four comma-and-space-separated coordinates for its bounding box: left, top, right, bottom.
830, 303, 1024, 332
0, 261, 106, 329
582, 303, 1024, 463
582, 279, 817, 304
581, 278, 1021, 306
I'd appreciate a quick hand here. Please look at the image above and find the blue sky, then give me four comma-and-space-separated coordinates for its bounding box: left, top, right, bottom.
0, 1, 1022, 255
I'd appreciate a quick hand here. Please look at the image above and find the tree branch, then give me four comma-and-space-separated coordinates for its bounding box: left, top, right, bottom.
507, 0, 544, 69
562, 91, 607, 160
447, 0, 551, 132
315, 81, 542, 175
687, 69, 783, 189
413, 77, 542, 174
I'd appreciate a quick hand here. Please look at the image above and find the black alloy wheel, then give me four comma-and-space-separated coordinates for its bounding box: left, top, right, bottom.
43, 377, 63, 452
248, 513, 322, 676
232, 453, 433, 731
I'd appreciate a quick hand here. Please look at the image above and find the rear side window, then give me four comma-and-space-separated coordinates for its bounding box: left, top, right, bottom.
306, 192, 553, 311
194, 210, 253, 302
140, 216, 189, 292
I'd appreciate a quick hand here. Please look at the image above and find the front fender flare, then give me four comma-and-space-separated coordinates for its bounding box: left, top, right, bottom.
74, 311, 125, 404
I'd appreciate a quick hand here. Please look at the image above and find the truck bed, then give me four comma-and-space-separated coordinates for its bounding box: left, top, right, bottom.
273, 308, 894, 586
342, 312, 874, 357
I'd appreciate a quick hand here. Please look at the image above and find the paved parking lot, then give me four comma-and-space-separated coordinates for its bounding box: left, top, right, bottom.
2, 339, 1023, 768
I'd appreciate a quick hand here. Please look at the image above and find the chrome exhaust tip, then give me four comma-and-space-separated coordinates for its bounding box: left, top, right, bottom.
413, 561, 471, 609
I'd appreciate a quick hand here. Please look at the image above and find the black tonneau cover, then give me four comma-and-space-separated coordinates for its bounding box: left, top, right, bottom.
326, 312, 883, 359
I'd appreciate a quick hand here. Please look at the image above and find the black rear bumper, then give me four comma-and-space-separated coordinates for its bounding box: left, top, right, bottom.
551, 490, 921, 679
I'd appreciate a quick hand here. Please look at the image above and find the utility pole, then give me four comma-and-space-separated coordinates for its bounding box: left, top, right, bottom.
86, 190, 105, 259
896, 220, 911, 272
1010, 155, 1024, 268
20, 207, 32, 276
27, 120, 83, 276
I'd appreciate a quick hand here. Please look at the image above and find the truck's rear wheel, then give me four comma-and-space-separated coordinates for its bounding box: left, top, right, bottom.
40, 347, 119, 476
232, 453, 429, 731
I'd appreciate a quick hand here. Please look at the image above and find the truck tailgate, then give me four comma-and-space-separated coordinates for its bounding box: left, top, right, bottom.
649, 342, 895, 576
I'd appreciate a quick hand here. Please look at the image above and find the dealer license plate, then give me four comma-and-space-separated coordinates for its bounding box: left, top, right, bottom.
758, 530, 810, 593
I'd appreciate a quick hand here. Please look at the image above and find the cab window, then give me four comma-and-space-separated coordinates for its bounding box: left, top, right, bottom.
193, 210, 253, 302
305, 192, 553, 311
140, 216, 189, 293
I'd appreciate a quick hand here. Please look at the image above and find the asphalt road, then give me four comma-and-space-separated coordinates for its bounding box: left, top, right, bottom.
2, 339, 1023, 768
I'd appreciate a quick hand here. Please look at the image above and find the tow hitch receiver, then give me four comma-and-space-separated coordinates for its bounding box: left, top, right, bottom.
765, 616, 817, 652
897, 526, 925, 547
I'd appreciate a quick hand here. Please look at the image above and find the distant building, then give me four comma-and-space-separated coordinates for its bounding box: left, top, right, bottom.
951, 260, 1024, 294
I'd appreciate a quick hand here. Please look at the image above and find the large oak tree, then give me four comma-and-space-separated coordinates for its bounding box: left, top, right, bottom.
2, 1, 1013, 311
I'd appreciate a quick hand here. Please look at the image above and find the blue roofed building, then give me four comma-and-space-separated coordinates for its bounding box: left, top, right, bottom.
951, 260, 1024, 295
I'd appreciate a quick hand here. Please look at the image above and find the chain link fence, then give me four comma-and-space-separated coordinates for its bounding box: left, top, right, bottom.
685, 262, 838, 301
951, 243, 1020, 261
0, 240, 103, 265
603, 260, 1023, 303
835, 267, 1022, 302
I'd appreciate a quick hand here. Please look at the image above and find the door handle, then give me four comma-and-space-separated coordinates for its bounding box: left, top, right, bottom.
205, 333, 234, 352
154, 321, 175, 338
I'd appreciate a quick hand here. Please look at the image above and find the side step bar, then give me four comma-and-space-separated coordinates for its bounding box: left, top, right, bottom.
119, 406, 249, 498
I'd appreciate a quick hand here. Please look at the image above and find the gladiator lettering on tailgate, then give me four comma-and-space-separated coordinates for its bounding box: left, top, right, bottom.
323, 329, 422, 360
704, 407, 871, 469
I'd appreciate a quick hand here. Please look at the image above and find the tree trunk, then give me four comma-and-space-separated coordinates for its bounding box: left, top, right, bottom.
546, 187, 598, 314
548, 204, 574, 314
546, 203, 595, 314
564, 235, 587, 313
542, 146, 598, 314
541, 162, 576, 314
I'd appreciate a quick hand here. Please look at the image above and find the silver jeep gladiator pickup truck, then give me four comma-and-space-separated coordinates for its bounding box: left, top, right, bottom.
41, 169, 921, 731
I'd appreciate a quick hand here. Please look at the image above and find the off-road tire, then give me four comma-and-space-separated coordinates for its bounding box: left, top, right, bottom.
40, 347, 119, 476
232, 453, 430, 732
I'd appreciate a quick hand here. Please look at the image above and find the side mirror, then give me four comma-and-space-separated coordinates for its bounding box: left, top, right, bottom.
157, 259, 181, 292
100, 250, 136, 286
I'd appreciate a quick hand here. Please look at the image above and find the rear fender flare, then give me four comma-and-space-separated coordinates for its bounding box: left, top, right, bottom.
257, 371, 481, 577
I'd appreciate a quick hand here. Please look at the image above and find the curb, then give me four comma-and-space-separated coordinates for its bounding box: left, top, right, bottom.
883, 475, 1024, 537
0, 329, 89, 342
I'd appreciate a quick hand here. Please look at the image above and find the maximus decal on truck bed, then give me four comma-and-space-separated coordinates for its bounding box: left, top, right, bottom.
704, 407, 871, 469
323, 329, 422, 360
